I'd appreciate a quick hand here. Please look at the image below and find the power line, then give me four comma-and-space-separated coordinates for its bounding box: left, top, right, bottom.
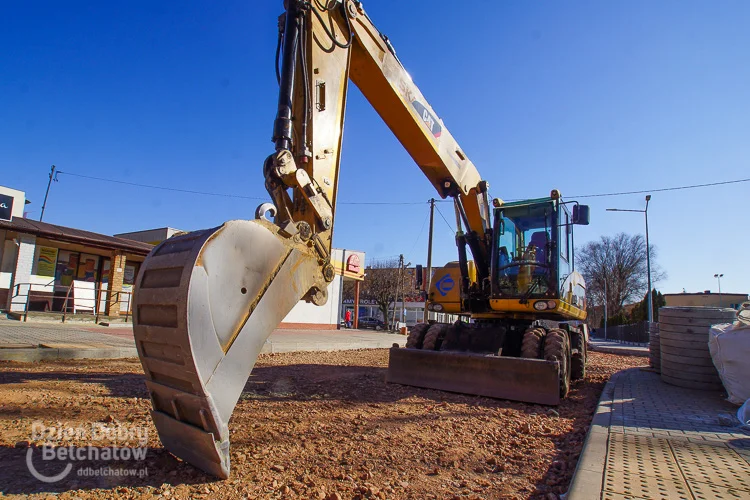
569, 177, 750, 199
434, 205, 456, 237
405, 210, 430, 261
337, 201, 426, 205
58, 171, 266, 200
57, 170, 750, 206
57, 170, 428, 205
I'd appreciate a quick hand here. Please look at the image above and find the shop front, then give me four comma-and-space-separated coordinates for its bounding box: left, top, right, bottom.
0, 217, 152, 317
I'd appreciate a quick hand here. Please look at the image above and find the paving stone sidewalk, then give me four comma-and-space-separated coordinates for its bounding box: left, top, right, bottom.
589, 339, 649, 357
568, 368, 750, 499
0, 322, 137, 361
0, 321, 406, 361
0, 323, 135, 348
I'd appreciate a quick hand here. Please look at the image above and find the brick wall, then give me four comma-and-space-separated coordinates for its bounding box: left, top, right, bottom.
105, 252, 126, 316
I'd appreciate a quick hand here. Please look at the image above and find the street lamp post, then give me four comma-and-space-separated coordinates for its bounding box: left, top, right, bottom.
604, 279, 608, 340
714, 273, 724, 307
607, 195, 653, 324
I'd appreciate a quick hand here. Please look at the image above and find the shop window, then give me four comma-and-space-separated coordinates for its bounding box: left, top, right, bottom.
76, 253, 100, 283
55, 251, 79, 287
101, 258, 111, 284
123, 264, 139, 286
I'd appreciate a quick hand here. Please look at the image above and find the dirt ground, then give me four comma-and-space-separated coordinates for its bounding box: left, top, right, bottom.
0, 350, 646, 499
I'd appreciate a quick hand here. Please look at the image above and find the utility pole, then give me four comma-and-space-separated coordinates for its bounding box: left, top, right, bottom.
423, 198, 435, 322
400, 259, 409, 325
391, 254, 404, 331
644, 195, 652, 324
40, 165, 57, 222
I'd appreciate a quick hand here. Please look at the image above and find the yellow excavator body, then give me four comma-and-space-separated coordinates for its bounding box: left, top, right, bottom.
134, 0, 589, 478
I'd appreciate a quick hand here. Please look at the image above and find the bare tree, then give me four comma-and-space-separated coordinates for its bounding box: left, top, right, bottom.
358, 258, 408, 327
577, 233, 666, 321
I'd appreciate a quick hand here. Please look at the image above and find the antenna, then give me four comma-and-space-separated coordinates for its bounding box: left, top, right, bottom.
40, 165, 58, 222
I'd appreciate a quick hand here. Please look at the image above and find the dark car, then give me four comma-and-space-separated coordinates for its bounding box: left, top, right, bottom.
358, 316, 385, 330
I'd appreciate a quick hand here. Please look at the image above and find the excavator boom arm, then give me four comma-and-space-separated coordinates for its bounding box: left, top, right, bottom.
266, 0, 492, 276
133, 0, 496, 478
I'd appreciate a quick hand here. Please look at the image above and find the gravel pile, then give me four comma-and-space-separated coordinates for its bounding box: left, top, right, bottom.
0, 350, 644, 499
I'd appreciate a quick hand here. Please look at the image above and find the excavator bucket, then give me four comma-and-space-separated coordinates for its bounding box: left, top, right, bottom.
133, 219, 321, 478
386, 346, 562, 406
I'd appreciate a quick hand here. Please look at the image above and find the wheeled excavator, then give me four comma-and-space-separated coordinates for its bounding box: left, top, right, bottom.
132, 0, 591, 478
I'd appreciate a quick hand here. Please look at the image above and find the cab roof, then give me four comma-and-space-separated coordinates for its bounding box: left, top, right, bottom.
500, 196, 555, 209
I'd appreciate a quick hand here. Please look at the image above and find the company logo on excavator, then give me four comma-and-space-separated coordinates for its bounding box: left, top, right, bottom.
435, 274, 455, 296
411, 101, 442, 138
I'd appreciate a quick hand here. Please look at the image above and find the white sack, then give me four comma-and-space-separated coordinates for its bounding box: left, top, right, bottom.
709, 321, 750, 405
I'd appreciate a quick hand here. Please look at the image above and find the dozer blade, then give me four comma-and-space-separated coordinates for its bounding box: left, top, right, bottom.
133, 219, 320, 478
386, 346, 561, 406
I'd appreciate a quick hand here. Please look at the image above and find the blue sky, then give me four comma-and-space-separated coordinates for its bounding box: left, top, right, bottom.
2, 1, 748, 295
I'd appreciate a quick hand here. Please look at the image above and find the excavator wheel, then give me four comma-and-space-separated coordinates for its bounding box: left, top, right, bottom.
422, 323, 449, 351
571, 329, 586, 380
520, 327, 546, 359
544, 328, 571, 398
406, 323, 430, 349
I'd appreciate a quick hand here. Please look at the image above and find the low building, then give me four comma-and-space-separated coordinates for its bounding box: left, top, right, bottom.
281, 249, 365, 329
0, 187, 152, 315
664, 292, 748, 310
1, 185, 366, 328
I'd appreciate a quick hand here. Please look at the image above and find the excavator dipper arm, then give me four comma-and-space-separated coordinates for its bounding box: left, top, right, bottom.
134, 0, 491, 478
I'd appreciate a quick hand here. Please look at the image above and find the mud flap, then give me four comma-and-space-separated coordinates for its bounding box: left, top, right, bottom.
386, 346, 561, 406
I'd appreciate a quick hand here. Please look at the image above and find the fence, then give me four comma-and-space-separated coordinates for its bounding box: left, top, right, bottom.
9, 281, 133, 323
594, 321, 651, 344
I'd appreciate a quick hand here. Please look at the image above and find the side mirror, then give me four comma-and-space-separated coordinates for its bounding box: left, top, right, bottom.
415, 264, 423, 290
572, 205, 590, 225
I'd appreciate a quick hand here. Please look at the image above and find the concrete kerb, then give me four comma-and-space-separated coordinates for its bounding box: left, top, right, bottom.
564, 371, 618, 500
590, 346, 648, 356
0, 347, 138, 362
588, 343, 649, 357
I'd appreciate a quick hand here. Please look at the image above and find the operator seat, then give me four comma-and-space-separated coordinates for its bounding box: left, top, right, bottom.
529, 231, 548, 265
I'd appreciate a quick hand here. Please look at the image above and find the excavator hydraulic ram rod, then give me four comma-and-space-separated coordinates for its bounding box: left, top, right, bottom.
133, 219, 323, 478
386, 346, 562, 406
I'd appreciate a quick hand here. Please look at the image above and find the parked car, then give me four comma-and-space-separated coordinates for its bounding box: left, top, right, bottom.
358, 316, 385, 330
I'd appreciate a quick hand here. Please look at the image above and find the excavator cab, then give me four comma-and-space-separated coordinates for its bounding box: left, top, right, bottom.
489, 194, 589, 317
494, 199, 556, 298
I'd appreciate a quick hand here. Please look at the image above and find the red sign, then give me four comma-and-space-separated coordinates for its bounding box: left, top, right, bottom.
346, 254, 361, 273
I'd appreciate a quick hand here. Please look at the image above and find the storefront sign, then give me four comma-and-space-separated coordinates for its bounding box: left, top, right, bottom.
343, 298, 377, 305
346, 254, 360, 273
0, 194, 13, 221
37, 247, 58, 277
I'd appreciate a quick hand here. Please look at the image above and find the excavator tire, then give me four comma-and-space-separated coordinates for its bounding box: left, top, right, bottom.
544, 328, 570, 398
521, 327, 546, 359
406, 323, 430, 349
571, 330, 586, 381
422, 323, 449, 351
